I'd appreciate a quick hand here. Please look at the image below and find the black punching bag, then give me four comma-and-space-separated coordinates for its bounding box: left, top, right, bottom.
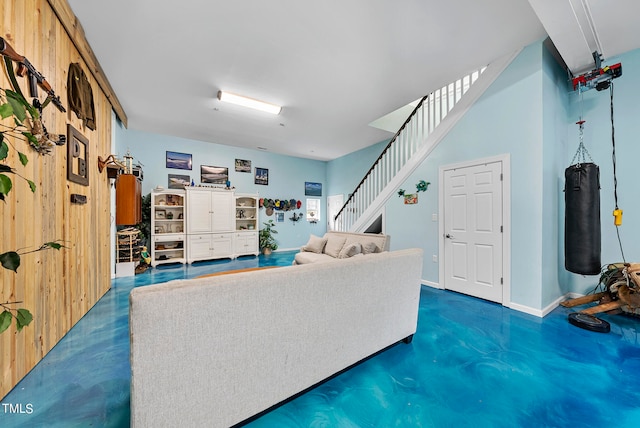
564, 163, 601, 275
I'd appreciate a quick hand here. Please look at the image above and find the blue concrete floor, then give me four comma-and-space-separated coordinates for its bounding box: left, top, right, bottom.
2, 251, 640, 427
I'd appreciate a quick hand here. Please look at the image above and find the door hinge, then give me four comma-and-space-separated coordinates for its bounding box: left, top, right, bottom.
500, 173, 503, 181
500, 277, 503, 285
500, 225, 503, 233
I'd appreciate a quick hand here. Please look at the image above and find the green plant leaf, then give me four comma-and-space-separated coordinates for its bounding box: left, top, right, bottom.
0, 140, 8, 160
44, 241, 65, 250
0, 251, 20, 272
6, 91, 26, 122
15, 308, 33, 331
27, 179, 36, 192
18, 151, 28, 166
22, 132, 39, 147
0, 173, 12, 196
0, 102, 13, 119
0, 165, 12, 172
0, 310, 12, 334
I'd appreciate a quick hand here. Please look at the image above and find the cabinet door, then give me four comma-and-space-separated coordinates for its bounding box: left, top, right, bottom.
116, 174, 141, 226
187, 190, 212, 234
188, 234, 212, 260
211, 193, 233, 232
211, 233, 232, 257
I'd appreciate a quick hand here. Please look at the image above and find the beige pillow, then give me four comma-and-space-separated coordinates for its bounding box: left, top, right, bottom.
323, 235, 347, 258
360, 240, 379, 255
302, 234, 327, 253
338, 242, 361, 259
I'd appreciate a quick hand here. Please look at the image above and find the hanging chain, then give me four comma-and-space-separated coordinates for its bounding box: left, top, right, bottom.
571, 91, 593, 166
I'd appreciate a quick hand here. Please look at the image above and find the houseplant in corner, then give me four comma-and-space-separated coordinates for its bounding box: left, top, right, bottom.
259, 219, 278, 255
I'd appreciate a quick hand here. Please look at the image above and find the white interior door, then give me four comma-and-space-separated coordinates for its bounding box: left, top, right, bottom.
442, 161, 503, 303
327, 194, 344, 231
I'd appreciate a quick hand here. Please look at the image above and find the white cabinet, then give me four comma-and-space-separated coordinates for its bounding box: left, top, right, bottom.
187, 233, 234, 263
234, 231, 259, 257
151, 189, 186, 266
185, 188, 235, 263
234, 194, 259, 257
186, 189, 234, 234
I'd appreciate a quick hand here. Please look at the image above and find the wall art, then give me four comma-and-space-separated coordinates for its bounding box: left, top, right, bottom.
305, 181, 322, 196
67, 124, 89, 186
235, 159, 251, 173
168, 174, 190, 189
255, 167, 269, 185
201, 165, 228, 184
166, 151, 192, 170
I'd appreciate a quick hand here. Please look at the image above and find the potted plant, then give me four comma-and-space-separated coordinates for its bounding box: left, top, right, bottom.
259, 219, 278, 255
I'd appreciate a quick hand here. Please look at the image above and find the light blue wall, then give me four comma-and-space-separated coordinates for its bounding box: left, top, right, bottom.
114, 128, 327, 250
326, 140, 388, 197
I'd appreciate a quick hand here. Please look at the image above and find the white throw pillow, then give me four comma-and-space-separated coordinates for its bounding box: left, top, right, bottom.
338, 242, 362, 259
323, 235, 347, 258
301, 235, 327, 253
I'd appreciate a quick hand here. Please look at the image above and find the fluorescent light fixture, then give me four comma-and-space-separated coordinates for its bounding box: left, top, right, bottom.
217, 91, 281, 115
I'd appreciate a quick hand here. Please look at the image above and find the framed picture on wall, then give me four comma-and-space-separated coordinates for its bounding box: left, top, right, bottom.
168, 174, 190, 189
305, 182, 322, 196
255, 167, 269, 185
201, 165, 229, 184
166, 151, 192, 170
235, 159, 251, 173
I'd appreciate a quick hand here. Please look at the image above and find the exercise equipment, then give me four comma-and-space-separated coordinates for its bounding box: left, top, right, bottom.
564, 119, 601, 275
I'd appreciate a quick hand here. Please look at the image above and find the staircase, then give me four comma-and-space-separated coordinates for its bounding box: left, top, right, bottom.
333, 50, 521, 232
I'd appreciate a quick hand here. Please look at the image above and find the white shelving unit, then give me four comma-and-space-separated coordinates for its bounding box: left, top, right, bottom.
185, 188, 235, 263
151, 189, 186, 266
234, 194, 259, 257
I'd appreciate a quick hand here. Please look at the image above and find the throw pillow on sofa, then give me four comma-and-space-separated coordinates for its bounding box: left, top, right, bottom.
302, 234, 327, 253
323, 235, 347, 258
338, 242, 361, 259
360, 240, 380, 255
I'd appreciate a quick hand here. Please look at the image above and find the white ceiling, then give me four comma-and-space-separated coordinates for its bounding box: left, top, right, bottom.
66, 0, 640, 161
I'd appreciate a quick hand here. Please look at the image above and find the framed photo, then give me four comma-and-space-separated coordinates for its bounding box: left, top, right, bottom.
166, 151, 192, 170
235, 159, 251, 173
168, 174, 190, 189
305, 182, 322, 196
276, 212, 284, 223
255, 167, 269, 185
155, 210, 166, 219
201, 165, 229, 184
404, 194, 418, 204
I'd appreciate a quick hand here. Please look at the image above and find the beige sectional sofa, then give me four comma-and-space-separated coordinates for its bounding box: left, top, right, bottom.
129, 247, 423, 428
293, 231, 390, 264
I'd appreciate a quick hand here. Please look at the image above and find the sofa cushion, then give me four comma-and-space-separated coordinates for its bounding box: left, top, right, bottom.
294, 251, 338, 264
302, 234, 327, 253
338, 242, 361, 259
361, 240, 380, 255
323, 235, 347, 258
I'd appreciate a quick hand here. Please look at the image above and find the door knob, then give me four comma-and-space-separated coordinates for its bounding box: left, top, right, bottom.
445, 234, 454, 239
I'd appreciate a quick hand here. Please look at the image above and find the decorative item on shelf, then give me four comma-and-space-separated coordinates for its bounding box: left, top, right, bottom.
166, 211, 173, 219
259, 220, 278, 255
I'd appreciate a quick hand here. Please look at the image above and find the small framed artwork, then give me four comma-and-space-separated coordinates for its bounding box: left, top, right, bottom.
404, 194, 418, 204
305, 182, 322, 196
235, 159, 251, 173
155, 210, 166, 219
67, 124, 89, 186
276, 212, 284, 222
255, 167, 269, 185
168, 174, 190, 189
166, 151, 192, 170
201, 165, 229, 184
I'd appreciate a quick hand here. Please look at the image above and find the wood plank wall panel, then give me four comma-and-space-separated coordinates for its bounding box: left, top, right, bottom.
1, 0, 113, 399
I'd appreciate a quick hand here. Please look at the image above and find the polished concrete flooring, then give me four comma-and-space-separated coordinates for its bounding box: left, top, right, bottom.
2, 251, 640, 427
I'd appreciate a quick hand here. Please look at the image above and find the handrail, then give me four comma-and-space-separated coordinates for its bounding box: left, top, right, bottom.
334, 94, 429, 221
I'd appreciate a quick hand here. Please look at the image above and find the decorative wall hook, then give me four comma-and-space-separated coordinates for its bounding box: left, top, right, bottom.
97, 154, 125, 173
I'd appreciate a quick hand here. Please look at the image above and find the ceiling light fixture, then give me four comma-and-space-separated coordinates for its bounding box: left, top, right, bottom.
217, 91, 281, 115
